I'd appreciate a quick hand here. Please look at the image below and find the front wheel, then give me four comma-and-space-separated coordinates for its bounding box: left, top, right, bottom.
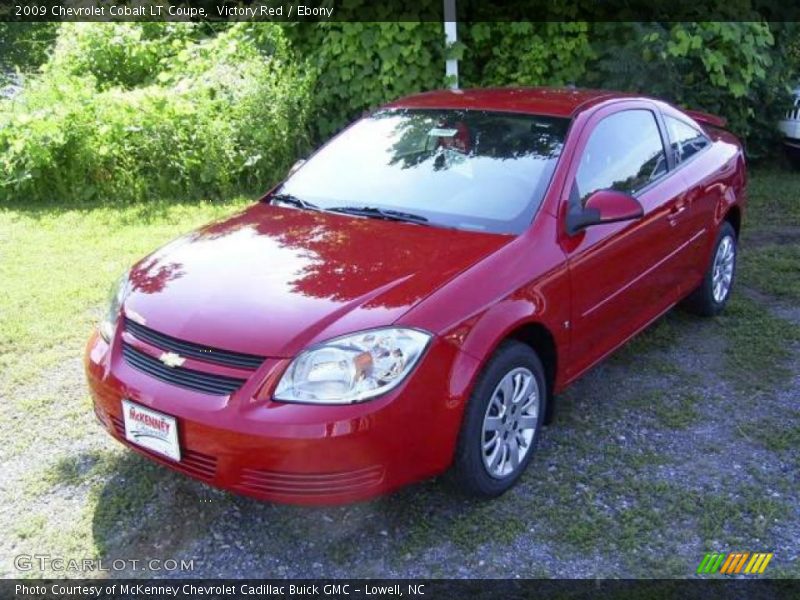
683, 221, 737, 316
452, 341, 546, 497
786, 146, 800, 170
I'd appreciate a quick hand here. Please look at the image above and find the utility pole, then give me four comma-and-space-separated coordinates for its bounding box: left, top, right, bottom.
444, 0, 458, 89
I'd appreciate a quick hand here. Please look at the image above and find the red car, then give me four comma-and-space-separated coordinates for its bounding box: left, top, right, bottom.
86, 88, 746, 504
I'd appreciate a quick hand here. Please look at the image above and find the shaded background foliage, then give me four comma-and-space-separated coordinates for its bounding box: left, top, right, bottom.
290, 20, 797, 158
0, 18, 797, 205
0, 22, 58, 76
284, 21, 446, 140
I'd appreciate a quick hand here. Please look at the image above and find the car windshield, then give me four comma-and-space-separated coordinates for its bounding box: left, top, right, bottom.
275, 108, 570, 234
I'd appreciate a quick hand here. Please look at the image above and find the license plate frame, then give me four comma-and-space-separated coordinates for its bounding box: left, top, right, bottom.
121, 399, 181, 462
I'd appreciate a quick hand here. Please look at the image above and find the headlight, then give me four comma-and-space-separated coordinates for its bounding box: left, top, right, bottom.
99, 271, 130, 342
274, 328, 432, 404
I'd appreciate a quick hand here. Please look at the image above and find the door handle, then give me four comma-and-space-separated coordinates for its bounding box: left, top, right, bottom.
670, 203, 688, 215
667, 199, 688, 226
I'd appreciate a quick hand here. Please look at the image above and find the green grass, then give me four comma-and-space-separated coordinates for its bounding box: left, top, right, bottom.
713, 295, 800, 393
738, 415, 800, 453
0, 195, 250, 573
624, 389, 704, 430
745, 169, 800, 229
650, 391, 703, 429
0, 196, 250, 400
610, 313, 687, 366
739, 244, 800, 302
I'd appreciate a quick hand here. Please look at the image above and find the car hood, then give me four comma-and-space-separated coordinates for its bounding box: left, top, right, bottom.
123, 203, 511, 357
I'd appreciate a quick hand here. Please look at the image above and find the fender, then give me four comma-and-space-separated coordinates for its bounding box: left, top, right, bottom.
700, 154, 746, 268
400, 212, 572, 407
440, 267, 570, 404
452, 294, 564, 369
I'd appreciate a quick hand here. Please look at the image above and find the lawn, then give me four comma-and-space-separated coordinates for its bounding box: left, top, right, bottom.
1, 169, 798, 578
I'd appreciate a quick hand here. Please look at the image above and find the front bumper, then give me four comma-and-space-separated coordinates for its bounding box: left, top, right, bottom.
784, 138, 800, 152
85, 329, 477, 505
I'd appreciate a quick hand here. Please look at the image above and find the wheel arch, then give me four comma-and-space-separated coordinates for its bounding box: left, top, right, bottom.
460, 315, 561, 426
505, 322, 558, 424
724, 204, 741, 238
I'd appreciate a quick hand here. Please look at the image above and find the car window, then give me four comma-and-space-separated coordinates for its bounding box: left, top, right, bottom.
665, 115, 710, 163
278, 109, 570, 235
575, 109, 668, 204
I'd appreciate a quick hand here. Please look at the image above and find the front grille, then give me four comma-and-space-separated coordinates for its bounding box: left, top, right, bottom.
110, 415, 218, 480
122, 343, 247, 395
124, 317, 265, 370
236, 465, 385, 497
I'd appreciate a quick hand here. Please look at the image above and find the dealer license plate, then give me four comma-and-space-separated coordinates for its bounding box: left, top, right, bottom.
121, 399, 181, 461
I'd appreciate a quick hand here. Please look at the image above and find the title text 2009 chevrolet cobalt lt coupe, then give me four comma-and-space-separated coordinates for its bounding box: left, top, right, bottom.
86, 88, 746, 504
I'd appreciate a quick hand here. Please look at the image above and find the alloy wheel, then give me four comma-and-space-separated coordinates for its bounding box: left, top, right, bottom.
481, 367, 540, 479
712, 234, 736, 304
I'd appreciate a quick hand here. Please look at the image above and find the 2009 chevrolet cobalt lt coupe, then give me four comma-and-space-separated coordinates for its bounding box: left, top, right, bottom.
86, 88, 746, 504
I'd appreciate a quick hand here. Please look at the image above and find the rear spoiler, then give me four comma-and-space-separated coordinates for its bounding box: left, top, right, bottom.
684, 109, 727, 129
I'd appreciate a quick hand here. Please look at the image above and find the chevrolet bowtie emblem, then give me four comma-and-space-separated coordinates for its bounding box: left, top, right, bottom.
159, 352, 186, 368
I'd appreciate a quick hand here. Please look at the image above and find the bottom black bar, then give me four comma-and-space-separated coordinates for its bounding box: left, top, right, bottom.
2, 579, 799, 600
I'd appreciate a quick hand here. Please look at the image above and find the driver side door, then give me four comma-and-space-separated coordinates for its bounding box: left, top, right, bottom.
560, 103, 683, 382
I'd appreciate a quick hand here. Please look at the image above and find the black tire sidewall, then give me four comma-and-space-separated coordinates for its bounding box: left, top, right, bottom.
786, 146, 800, 169
454, 341, 547, 497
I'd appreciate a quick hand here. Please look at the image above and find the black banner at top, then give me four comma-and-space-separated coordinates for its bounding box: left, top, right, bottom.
1, 0, 800, 22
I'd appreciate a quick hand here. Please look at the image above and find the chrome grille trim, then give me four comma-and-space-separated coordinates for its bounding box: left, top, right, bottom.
124, 317, 265, 370
121, 342, 247, 395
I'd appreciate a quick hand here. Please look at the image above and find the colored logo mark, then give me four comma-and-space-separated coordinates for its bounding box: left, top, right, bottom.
697, 552, 773, 575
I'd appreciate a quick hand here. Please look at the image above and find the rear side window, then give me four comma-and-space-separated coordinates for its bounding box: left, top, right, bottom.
665, 115, 710, 164
575, 109, 668, 203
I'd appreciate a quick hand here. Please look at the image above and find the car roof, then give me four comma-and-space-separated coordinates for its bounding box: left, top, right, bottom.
384, 87, 635, 118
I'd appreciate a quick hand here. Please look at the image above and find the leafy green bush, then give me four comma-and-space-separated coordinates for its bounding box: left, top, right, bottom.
0, 23, 58, 76
587, 22, 785, 159
1, 19, 795, 207
0, 23, 313, 204
284, 21, 445, 140
286, 20, 790, 159
456, 21, 787, 159
43, 23, 206, 90
460, 22, 594, 88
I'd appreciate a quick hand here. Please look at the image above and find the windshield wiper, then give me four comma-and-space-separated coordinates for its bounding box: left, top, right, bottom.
269, 193, 321, 212
329, 206, 429, 224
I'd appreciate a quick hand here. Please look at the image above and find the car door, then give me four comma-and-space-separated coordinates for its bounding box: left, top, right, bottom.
559, 103, 688, 381
662, 114, 721, 283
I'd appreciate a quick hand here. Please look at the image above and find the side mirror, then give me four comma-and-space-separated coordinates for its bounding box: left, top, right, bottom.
287, 159, 306, 177
566, 189, 643, 235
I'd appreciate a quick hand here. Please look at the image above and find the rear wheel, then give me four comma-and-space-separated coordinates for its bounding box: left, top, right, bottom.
453, 341, 546, 497
683, 221, 737, 316
787, 146, 800, 170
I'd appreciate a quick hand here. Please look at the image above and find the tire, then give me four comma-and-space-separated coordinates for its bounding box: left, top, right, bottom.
683, 221, 737, 317
787, 147, 800, 170
452, 341, 547, 497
